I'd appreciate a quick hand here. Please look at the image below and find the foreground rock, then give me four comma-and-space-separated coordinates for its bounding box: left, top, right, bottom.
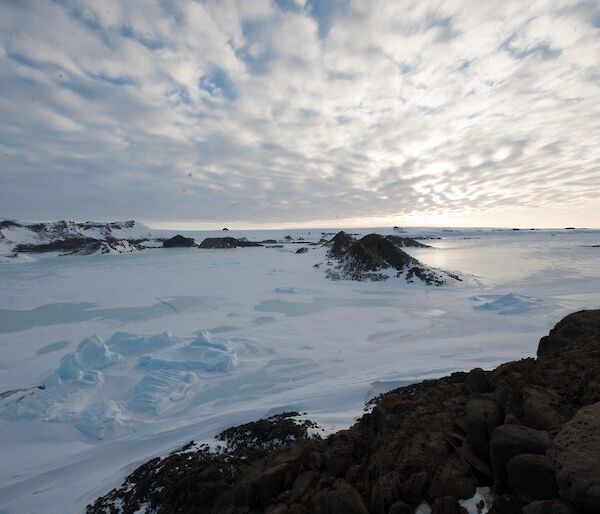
321, 231, 459, 285
89, 310, 600, 513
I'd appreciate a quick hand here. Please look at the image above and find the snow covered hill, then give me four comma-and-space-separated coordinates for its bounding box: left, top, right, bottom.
0, 220, 160, 257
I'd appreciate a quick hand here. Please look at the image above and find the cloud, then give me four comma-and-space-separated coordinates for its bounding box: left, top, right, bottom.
0, 0, 599, 227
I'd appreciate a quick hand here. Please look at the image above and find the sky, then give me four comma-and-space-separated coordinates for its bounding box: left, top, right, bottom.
0, 0, 599, 229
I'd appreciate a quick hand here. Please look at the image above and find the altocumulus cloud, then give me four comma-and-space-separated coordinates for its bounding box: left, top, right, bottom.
0, 0, 599, 228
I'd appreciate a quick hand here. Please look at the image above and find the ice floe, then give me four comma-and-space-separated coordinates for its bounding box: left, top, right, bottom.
471, 293, 548, 315
56, 336, 120, 383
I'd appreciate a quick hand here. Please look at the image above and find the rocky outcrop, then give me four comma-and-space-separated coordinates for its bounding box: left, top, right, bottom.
199, 237, 262, 249
162, 234, 196, 247
322, 232, 458, 285
384, 235, 430, 248
89, 310, 600, 514
1, 219, 158, 256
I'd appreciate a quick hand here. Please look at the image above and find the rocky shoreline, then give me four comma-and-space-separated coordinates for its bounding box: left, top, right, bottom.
88, 309, 600, 514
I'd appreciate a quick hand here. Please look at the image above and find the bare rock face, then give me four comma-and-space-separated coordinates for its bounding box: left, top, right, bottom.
551, 402, 600, 512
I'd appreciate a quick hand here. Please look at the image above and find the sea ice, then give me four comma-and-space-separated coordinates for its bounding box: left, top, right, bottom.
128, 370, 198, 415
105, 331, 175, 357
472, 293, 547, 315
56, 336, 120, 383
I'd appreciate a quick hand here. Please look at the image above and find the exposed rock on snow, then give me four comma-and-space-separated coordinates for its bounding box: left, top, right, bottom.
199, 237, 262, 248
322, 231, 457, 285
384, 234, 430, 248
89, 309, 600, 514
0, 219, 158, 256
162, 234, 196, 248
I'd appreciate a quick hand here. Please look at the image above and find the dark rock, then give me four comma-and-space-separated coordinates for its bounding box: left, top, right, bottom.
370, 472, 401, 514
465, 397, 504, 462
551, 402, 600, 512
309, 480, 368, 514
431, 496, 468, 514
290, 471, 321, 502
15, 237, 107, 254
199, 237, 262, 248
522, 500, 577, 514
466, 368, 492, 393
162, 234, 196, 248
488, 494, 524, 514
455, 446, 494, 483
490, 424, 552, 492
428, 455, 477, 501
522, 386, 563, 433
537, 309, 600, 356
327, 231, 356, 257
388, 499, 412, 514
296, 247, 309, 254
506, 454, 558, 500
385, 235, 430, 248
504, 413, 520, 425
324, 232, 451, 284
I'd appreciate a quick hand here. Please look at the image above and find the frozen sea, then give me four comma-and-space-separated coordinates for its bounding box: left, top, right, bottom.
1, 226, 599, 513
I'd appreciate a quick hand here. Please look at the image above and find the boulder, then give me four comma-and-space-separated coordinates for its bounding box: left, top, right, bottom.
370, 472, 401, 514
466, 368, 492, 393
290, 471, 321, 503
296, 247, 309, 254
465, 397, 504, 462
428, 455, 477, 500
522, 386, 563, 433
488, 495, 524, 514
537, 309, 600, 356
551, 402, 600, 511
309, 480, 368, 514
388, 500, 412, 514
506, 454, 558, 501
431, 496, 468, 514
489, 424, 551, 492
522, 500, 577, 514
